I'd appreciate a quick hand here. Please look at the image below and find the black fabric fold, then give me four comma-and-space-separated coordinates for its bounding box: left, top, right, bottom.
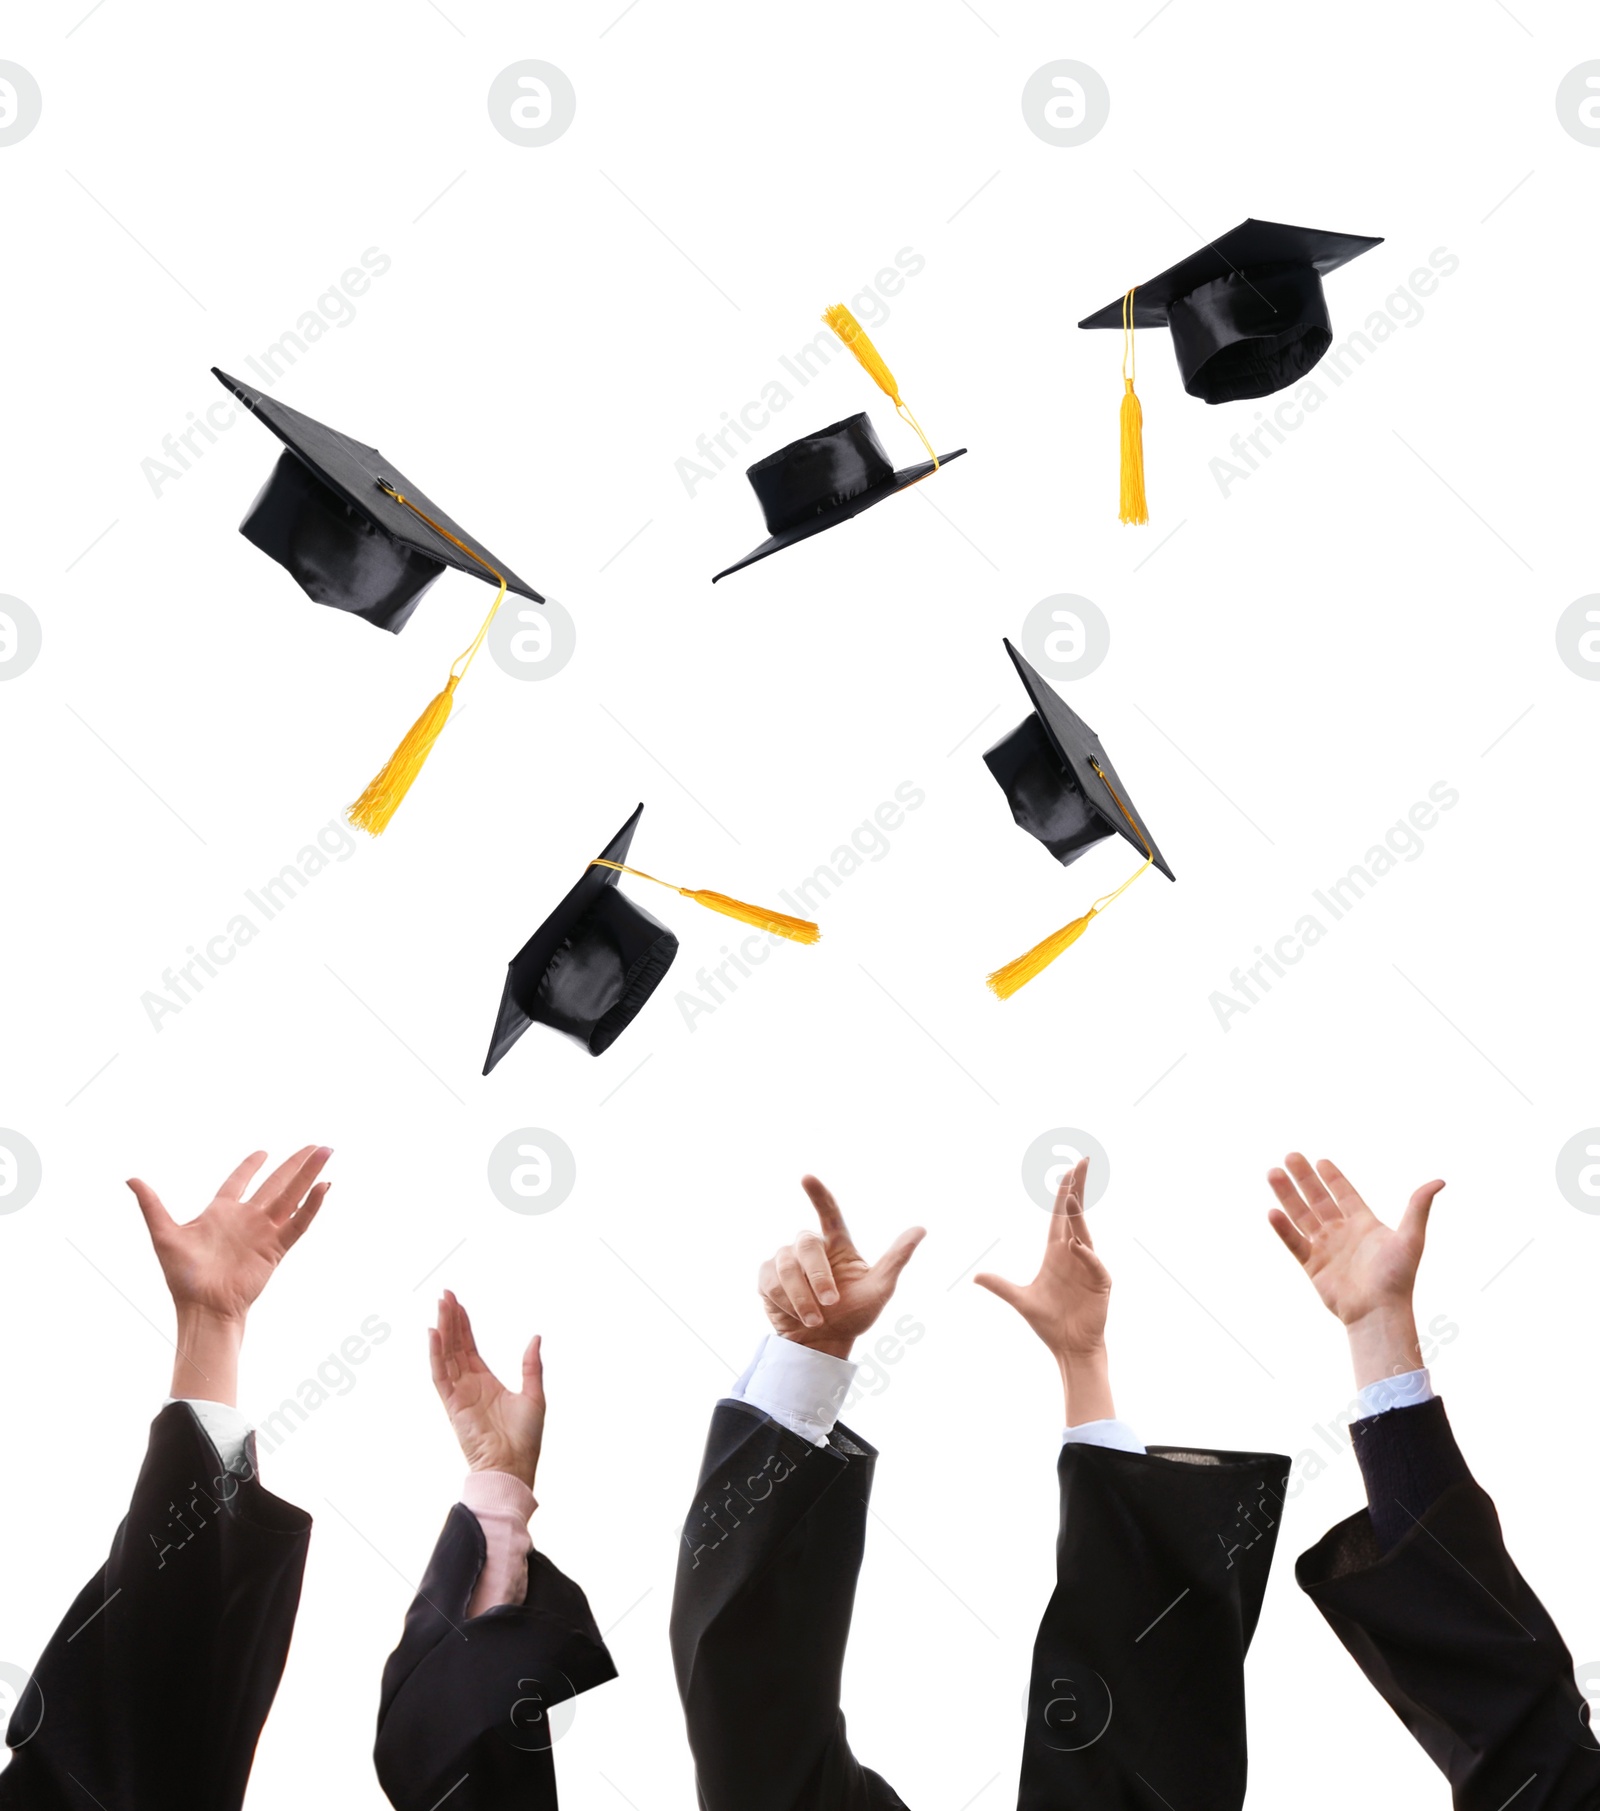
1017, 1440, 1290, 1811
0, 1401, 311, 1811
374, 1502, 616, 1811
1299, 1398, 1600, 1810
670, 1400, 907, 1811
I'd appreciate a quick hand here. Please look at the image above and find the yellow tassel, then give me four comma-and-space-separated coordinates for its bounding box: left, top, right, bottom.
681, 891, 821, 944
824, 304, 901, 402
344, 482, 511, 836
1119, 287, 1149, 525
988, 756, 1156, 998
986, 910, 1097, 999
347, 674, 458, 836
823, 303, 938, 468
1119, 380, 1148, 525
589, 861, 821, 945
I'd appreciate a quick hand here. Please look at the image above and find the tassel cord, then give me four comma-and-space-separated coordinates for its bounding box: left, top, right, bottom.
587, 859, 820, 945
378, 483, 509, 679
1119, 286, 1149, 526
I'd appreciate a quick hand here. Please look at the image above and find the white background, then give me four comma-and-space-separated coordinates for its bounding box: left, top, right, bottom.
2, 3, 1597, 1805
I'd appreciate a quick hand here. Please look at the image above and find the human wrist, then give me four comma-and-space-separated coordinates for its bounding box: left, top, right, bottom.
779, 1327, 855, 1361
471, 1450, 538, 1492
171, 1304, 247, 1407
1344, 1302, 1422, 1392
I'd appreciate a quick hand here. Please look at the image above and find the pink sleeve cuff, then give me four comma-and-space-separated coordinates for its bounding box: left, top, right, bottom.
461, 1471, 536, 1616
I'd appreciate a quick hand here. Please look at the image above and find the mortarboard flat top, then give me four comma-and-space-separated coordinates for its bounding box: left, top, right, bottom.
1077, 219, 1384, 329
998, 639, 1174, 881
1078, 219, 1383, 406
215, 368, 544, 608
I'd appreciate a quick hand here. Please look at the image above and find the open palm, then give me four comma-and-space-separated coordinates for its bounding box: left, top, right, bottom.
128, 1146, 331, 1321
975, 1157, 1111, 1357
429, 1290, 545, 1490
1266, 1154, 1443, 1325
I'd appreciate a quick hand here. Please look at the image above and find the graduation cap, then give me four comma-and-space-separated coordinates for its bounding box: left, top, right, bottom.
983, 639, 1173, 996
214, 367, 545, 835
712, 305, 965, 580
484, 804, 821, 1069
1077, 219, 1383, 522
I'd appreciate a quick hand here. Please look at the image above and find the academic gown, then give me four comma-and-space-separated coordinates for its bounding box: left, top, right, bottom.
1298, 1397, 1600, 1810
1018, 1441, 1290, 1810
670, 1400, 908, 1811
0, 1400, 311, 1811
374, 1503, 617, 1811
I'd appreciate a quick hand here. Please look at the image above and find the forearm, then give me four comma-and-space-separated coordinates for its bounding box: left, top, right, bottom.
1344, 1303, 1423, 1393
1059, 1346, 1115, 1427
170, 1306, 246, 1407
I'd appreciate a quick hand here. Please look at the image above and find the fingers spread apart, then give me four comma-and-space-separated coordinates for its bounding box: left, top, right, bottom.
217, 1151, 269, 1201
257, 1146, 333, 1222
1266, 1205, 1314, 1266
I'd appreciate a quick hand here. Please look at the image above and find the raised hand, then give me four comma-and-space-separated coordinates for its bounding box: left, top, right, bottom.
974, 1157, 1110, 1353
129, 1146, 332, 1321
758, 1176, 925, 1361
127, 1145, 332, 1406
1266, 1153, 1445, 1390
974, 1156, 1115, 1425
429, 1290, 544, 1491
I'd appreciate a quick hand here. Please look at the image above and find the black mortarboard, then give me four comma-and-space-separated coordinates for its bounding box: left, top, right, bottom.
712, 414, 965, 581
485, 806, 679, 1070
1076, 219, 1382, 523
483, 806, 822, 1069
983, 640, 1172, 995
214, 368, 543, 632
713, 304, 964, 581
1078, 219, 1384, 405
213, 368, 547, 835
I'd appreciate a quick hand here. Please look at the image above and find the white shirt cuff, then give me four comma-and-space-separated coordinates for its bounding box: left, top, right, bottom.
1062, 1417, 1147, 1454
727, 1334, 859, 1447
166, 1396, 252, 1476
1353, 1367, 1435, 1420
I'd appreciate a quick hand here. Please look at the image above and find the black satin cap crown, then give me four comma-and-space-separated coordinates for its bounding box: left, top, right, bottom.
750, 413, 898, 532
985, 640, 1174, 881
241, 450, 445, 633
214, 367, 544, 630
712, 411, 966, 582
483, 804, 679, 1070
1077, 218, 1383, 404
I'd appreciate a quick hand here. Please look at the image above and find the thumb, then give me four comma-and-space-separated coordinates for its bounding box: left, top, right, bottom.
973, 1271, 1023, 1311
127, 1178, 174, 1243
1399, 1178, 1444, 1248
521, 1333, 544, 1399
870, 1225, 926, 1290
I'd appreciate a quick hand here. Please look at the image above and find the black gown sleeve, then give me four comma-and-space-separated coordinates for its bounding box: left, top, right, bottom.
1017, 1441, 1290, 1811
0, 1401, 311, 1811
1297, 1396, 1600, 1810
373, 1503, 616, 1811
669, 1400, 907, 1811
